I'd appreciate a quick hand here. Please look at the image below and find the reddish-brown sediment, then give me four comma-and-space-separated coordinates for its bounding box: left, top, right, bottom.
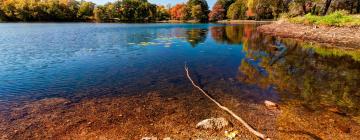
0, 90, 270, 140
257, 21, 360, 49
1, 88, 360, 139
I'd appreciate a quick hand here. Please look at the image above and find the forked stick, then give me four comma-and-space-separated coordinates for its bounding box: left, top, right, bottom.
184, 64, 270, 140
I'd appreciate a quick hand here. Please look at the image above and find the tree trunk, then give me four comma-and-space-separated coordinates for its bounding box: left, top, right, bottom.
357, 0, 360, 13
302, 3, 307, 14
283, 0, 292, 12
311, 4, 317, 15
350, 2, 354, 14
322, 0, 332, 15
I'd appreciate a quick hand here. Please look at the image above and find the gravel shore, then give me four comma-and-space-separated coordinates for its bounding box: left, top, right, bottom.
257, 21, 360, 49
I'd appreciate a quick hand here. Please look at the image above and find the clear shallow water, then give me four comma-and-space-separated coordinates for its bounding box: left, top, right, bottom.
0, 23, 359, 116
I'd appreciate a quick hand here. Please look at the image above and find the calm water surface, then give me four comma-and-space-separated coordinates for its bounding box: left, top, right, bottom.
0, 23, 359, 116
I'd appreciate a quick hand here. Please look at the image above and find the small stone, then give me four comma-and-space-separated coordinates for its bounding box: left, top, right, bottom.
338, 125, 351, 133
328, 107, 340, 113
228, 78, 234, 82
278, 127, 284, 131
142, 137, 157, 140
328, 107, 347, 116
264, 100, 279, 110
163, 137, 172, 140
196, 117, 230, 130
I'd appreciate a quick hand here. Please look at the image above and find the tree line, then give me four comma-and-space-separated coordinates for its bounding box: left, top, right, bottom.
207, 0, 360, 21
0, 0, 170, 22
0, 0, 359, 22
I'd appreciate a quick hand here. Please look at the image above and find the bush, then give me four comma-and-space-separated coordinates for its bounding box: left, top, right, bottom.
289, 11, 360, 27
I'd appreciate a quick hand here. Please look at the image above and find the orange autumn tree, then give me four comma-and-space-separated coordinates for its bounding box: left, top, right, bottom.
170, 4, 188, 20
208, 3, 226, 21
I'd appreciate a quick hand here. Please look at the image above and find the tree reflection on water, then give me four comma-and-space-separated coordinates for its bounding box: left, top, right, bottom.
186, 28, 208, 47
210, 24, 360, 117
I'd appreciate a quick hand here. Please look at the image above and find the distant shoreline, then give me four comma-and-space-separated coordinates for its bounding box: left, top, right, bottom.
217, 20, 274, 24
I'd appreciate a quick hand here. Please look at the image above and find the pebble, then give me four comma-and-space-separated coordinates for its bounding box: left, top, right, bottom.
338, 125, 351, 133
142, 137, 157, 140
264, 100, 279, 110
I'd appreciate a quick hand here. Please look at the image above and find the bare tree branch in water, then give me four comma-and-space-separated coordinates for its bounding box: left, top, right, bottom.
184, 64, 270, 140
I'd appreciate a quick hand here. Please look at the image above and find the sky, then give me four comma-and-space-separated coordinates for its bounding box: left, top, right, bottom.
90, 0, 216, 9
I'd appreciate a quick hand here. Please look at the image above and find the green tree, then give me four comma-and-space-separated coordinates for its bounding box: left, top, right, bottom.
46, 0, 66, 21
117, 0, 156, 21
180, 5, 191, 20
252, 0, 277, 19
1, 0, 17, 21
61, 0, 80, 20
0, 0, 6, 21
187, 0, 209, 21
227, 0, 247, 20
77, 1, 95, 19
104, 3, 117, 20
94, 6, 106, 22
156, 5, 170, 21
191, 5, 203, 20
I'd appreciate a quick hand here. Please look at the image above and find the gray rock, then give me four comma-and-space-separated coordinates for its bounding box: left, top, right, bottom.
196, 117, 230, 130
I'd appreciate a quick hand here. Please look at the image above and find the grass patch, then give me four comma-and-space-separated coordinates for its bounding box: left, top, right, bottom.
289, 11, 360, 27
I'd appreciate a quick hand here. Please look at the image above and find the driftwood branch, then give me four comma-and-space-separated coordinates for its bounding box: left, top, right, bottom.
184, 64, 270, 140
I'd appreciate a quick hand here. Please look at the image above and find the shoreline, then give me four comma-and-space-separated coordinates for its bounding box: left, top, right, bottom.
0, 20, 274, 24
257, 21, 360, 49
217, 20, 274, 24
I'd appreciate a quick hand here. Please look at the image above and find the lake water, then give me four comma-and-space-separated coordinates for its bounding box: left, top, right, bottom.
0, 23, 359, 139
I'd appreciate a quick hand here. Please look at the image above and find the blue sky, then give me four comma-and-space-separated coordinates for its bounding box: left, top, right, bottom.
90, 0, 216, 8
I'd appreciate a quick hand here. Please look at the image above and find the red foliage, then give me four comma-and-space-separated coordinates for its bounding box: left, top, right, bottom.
170, 4, 186, 20
208, 4, 226, 21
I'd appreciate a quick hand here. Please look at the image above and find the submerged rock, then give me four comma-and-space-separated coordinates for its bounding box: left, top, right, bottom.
264, 100, 279, 110
142, 137, 158, 140
196, 117, 230, 130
